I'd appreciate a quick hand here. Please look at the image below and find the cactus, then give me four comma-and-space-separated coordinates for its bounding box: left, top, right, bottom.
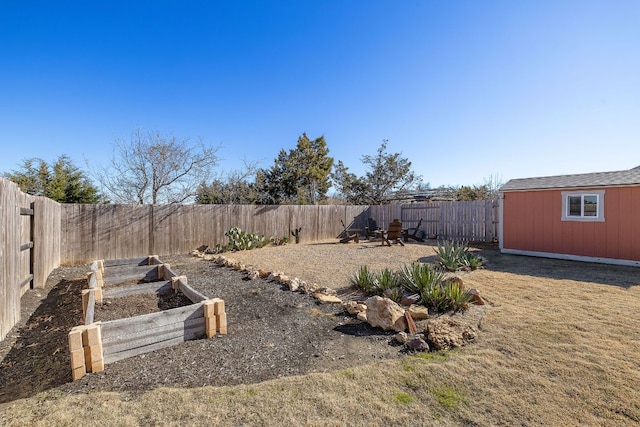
223, 227, 267, 252
291, 226, 302, 244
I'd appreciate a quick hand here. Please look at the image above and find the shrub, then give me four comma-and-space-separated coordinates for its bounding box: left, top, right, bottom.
270, 235, 289, 246
399, 262, 471, 311
350, 267, 403, 303
461, 251, 486, 270
435, 240, 485, 271
350, 265, 377, 293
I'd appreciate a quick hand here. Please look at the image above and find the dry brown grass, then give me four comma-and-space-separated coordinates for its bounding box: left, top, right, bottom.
2, 240, 640, 426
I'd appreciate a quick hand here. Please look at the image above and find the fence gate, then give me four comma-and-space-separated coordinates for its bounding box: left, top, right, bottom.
19, 202, 34, 295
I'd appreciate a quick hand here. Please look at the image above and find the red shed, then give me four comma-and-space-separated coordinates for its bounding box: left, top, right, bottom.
499, 167, 640, 267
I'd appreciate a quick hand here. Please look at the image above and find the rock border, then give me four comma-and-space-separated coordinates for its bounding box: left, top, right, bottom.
192, 249, 487, 353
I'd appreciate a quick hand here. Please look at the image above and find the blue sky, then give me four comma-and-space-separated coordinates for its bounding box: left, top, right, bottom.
1, 0, 638, 191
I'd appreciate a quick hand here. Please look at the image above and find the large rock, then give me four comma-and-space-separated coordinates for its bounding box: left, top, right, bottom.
426, 316, 477, 350
364, 296, 407, 332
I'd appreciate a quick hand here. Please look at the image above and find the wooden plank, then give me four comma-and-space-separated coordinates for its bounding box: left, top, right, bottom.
19, 274, 34, 291
84, 289, 96, 325
103, 327, 205, 365
103, 280, 172, 299
20, 207, 34, 216
178, 278, 209, 303
162, 264, 178, 280
20, 241, 33, 251
102, 317, 205, 356
103, 265, 160, 285
100, 303, 204, 339
103, 257, 149, 267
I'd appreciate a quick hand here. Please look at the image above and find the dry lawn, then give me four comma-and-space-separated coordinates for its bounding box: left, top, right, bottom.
2, 240, 640, 426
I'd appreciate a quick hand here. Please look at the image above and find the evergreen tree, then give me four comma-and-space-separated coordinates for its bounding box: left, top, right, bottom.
259, 133, 334, 204
4, 155, 103, 203
331, 141, 420, 204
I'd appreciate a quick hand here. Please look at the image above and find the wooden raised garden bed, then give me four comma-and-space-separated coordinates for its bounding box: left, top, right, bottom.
68, 256, 227, 381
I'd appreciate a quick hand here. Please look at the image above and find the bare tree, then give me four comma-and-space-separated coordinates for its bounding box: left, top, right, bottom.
96, 129, 219, 204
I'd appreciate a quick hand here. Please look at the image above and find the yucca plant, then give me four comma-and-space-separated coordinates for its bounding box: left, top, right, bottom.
461, 251, 486, 271
382, 286, 404, 303
350, 265, 377, 293
399, 262, 447, 295
374, 268, 400, 293
399, 262, 471, 312
372, 268, 403, 302
434, 240, 469, 271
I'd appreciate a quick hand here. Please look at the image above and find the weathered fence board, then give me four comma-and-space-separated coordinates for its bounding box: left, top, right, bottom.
369, 200, 498, 242
0, 178, 61, 341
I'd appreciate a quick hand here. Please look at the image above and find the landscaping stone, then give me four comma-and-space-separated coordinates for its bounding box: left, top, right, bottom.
426, 316, 477, 350
467, 288, 486, 305
406, 336, 429, 352
407, 304, 429, 320
313, 293, 342, 304
394, 331, 409, 344
288, 277, 301, 292
364, 296, 407, 332
400, 293, 420, 306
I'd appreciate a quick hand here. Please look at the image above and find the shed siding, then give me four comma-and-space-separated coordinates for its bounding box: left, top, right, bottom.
503, 186, 640, 261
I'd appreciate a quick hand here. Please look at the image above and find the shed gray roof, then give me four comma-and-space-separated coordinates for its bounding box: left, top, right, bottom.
500, 167, 640, 191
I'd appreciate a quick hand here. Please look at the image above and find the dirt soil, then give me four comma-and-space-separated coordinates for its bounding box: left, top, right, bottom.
0, 253, 408, 403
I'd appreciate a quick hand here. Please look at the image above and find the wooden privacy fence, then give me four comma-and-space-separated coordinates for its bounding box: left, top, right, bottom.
369, 200, 498, 242
60, 204, 368, 264
60, 201, 498, 264
0, 178, 60, 341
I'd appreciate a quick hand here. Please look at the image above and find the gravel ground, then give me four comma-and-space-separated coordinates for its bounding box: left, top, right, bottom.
0, 253, 400, 403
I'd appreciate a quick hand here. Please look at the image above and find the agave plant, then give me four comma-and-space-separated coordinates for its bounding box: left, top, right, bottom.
399, 262, 447, 295
399, 262, 471, 312
461, 251, 486, 271
373, 268, 401, 294
350, 265, 377, 293
434, 240, 469, 271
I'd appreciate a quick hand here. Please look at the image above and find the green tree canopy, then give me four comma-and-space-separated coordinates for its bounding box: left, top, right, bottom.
259, 133, 334, 204
331, 141, 420, 204
4, 155, 103, 203
196, 161, 265, 204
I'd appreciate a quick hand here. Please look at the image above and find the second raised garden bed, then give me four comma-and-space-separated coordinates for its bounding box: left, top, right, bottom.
68, 255, 227, 380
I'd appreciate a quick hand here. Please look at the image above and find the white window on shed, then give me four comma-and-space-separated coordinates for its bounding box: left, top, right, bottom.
562, 190, 605, 222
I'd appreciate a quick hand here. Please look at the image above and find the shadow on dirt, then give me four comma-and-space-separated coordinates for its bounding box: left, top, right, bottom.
0, 278, 84, 404
334, 321, 394, 337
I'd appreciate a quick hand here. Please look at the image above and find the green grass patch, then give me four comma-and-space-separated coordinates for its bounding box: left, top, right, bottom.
335, 368, 356, 379
430, 385, 466, 410
393, 391, 416, 405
